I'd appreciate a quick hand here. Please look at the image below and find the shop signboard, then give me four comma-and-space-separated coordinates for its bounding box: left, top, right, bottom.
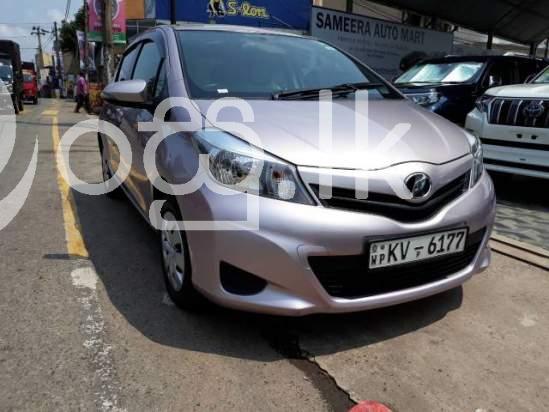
311, 6, 453, 79
88, 0, 127, 44
155, 0, 312, 31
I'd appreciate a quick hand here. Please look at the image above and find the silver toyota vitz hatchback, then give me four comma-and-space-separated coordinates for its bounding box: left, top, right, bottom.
99, 25, 496, 315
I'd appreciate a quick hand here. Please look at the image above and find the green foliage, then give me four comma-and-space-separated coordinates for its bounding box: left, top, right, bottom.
59, 5, 86, 54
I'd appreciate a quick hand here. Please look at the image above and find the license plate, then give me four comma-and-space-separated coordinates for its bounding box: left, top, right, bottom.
369, 228, 468, 269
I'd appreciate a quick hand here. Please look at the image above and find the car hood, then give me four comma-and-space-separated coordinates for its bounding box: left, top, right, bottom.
194, 99, 471, 170
485, 83, 549, 98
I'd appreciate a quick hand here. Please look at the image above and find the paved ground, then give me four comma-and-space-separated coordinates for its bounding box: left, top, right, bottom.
1, 99, 548, 412
492, 174, 549, 250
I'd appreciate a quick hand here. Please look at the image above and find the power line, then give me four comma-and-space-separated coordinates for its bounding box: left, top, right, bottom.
0, 22, 54, 25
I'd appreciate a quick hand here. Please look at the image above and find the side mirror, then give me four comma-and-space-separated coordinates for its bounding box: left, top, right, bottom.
524, 74, 535, 83
101, 79, 149, 105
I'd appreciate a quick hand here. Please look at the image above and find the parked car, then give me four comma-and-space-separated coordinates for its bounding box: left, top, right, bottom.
465, 64, 549, 179
22, 70, 38, 104
22, 61, 38, 104
99, 25, 495, 315
394, 55, 547, 124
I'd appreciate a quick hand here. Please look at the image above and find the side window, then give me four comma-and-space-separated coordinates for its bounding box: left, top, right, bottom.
154, 60, 167, 99
517, 60, 538, 82
117, 45, 141, 81
486, 61, 516, 87
132, 41, 162, 93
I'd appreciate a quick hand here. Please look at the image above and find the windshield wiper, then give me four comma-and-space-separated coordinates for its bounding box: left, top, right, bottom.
272, 82, 386, 100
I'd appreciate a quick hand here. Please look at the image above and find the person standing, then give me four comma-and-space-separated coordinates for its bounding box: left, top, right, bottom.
74, 72, 91, 114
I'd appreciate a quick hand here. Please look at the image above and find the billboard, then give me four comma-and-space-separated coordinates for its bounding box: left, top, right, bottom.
311, 7, 453, 79
126, 0, 145, 20
88, 0, 127, 44
77, 31, 97, 70
155, 0, 312, 31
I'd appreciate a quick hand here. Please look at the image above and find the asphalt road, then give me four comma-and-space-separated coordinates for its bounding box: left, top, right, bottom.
1, 99, 548, 412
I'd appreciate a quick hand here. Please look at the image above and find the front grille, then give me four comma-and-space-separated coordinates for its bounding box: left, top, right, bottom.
480, 137, 549, 151
310, 172, 470, 223
485, 158, 549, 173
488, 98, 549, 128
308, 229, 485, 299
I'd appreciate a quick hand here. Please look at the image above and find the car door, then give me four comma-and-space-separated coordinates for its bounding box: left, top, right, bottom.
102, 42, 142, 185
124, 36, 167, 213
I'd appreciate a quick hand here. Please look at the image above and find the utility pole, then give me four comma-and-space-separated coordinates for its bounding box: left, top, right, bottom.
83, 0, 89, 76
103, 0, 114, 84
31, 26, 49, 68
53, 21, 65, 97
170, 0, 177, 24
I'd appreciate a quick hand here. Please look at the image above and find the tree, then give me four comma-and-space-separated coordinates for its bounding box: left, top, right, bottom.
59, 5, 86, 54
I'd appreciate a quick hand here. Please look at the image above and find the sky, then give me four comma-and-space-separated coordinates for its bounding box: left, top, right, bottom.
1, 0, 82, 62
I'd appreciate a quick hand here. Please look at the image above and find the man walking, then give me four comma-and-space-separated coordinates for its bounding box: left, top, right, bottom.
74, 71, 91, 114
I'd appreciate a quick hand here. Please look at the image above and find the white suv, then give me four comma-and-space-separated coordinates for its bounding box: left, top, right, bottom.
466, 65, 549, 179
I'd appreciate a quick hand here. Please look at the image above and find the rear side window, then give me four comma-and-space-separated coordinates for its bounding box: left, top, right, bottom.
117, 45, 141, 81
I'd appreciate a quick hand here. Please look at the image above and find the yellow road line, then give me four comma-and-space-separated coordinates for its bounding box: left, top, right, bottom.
50, 112, 89, 258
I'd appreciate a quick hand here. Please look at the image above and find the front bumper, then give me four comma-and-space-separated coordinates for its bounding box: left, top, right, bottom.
178, 171, 496, 316
466, 108, 549, 179
23, 90, 36, 100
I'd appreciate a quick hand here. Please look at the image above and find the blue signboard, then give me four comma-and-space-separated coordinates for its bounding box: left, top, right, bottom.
155, 0, 312, 31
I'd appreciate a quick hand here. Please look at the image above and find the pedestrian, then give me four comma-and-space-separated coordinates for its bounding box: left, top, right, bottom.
74, 71, 91, 114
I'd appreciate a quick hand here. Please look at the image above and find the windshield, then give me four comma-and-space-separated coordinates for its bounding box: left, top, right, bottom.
395, 61, 484, 84
177, 30, 400, 100
533, 66, 549, 84
0, 65, 13, 82
23, 74, 33, 82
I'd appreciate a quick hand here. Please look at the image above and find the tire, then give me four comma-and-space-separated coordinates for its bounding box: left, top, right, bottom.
159, 199, 205, 311
99, 139, 124, 199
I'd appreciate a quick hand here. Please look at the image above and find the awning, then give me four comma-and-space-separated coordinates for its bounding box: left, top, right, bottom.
370, 0, 549, 45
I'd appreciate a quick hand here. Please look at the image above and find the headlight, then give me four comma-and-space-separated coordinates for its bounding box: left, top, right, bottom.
466, 132, 484, 187
475, 94, 493, 113
194, 129, 313, 205
409, 90, 440, 106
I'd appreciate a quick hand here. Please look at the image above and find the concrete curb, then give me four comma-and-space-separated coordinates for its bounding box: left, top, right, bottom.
490, 234, 549, 271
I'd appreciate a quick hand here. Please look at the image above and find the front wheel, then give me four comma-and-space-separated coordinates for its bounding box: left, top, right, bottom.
100, 142, 123, 199
159, 200, 205, 311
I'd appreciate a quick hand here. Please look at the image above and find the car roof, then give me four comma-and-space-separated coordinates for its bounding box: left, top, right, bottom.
420, 55, 541, 64
170, 23, 305, 38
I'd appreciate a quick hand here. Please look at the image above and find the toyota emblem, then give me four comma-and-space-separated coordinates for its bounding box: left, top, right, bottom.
405, 173, 432, 200
523, 101, 545, 119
